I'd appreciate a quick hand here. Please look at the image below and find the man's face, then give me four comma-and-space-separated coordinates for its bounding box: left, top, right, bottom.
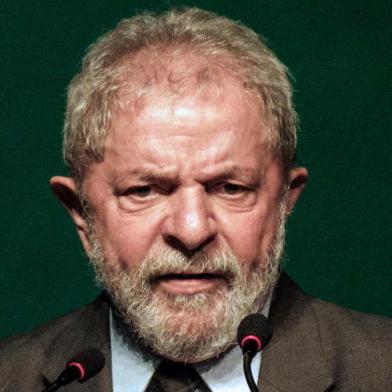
84, 79, 283, 279
52, 72, 306, 362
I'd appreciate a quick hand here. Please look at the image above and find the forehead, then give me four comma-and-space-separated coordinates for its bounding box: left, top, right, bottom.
109, 70, 267, 149
81, 60, 281, 195
100, 73, 274, 182
85, 50, 278, 187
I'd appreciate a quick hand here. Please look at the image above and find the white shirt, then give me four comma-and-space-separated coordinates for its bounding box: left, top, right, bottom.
110, 295, 272, 392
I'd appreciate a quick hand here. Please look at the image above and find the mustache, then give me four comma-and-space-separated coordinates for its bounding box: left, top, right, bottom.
134, 245, 242, 284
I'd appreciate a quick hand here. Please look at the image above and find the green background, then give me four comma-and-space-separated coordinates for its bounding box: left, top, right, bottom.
1, 0, 391, 338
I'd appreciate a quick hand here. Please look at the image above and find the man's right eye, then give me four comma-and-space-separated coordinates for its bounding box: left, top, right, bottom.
125, 186, 153, 198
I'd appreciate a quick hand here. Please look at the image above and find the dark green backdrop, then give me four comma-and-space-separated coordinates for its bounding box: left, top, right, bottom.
1, 0, 391, 338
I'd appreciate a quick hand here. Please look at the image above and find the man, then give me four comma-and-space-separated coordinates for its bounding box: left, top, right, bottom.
0, 7, 390, 392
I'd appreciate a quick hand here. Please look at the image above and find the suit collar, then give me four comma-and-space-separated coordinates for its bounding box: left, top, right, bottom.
258, 273, 334, 392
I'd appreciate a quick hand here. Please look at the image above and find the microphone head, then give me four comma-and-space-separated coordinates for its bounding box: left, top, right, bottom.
66, 347, 105, 382
237, 313, 273, 356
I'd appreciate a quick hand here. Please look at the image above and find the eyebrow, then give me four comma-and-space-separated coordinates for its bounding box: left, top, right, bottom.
205, 167, 262, 183
113, 165, 262, 185
113, 167, 179, 184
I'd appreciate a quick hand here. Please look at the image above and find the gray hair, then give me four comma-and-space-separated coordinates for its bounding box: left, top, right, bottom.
64, 7, 297, 185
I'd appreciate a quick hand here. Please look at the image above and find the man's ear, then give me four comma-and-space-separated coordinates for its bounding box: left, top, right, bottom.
50, 176, 92, 256
286, 167, 308, 213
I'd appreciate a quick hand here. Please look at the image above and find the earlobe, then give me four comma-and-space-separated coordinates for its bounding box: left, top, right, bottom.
287, 167, 308, 212
50, 176, 92, 255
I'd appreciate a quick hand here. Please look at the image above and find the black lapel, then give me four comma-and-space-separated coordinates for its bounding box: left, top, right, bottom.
258, 273, 335, 392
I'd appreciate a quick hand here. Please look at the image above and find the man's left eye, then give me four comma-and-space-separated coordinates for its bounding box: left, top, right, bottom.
220, 183, 248, 195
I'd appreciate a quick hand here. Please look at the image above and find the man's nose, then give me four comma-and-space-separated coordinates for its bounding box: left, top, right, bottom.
161, 187, 217, 254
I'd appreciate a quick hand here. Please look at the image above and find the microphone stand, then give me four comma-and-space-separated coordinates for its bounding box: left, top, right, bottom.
41, 382, 62, 392
243, 351, 259, 392
40, 362, 83, 392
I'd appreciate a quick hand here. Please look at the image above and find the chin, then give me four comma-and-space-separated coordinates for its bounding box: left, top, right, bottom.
153, 289, 226, 331
128, 288, 250, 363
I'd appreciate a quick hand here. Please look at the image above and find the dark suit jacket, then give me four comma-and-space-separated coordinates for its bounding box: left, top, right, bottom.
0, 274, 391, 391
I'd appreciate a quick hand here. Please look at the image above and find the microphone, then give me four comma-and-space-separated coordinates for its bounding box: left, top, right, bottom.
41, 347, 105, 392
237, 313, 273, 392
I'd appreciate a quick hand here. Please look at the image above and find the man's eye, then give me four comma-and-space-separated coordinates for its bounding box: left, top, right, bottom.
126, 186, 153, 198
221, 183, 247, 195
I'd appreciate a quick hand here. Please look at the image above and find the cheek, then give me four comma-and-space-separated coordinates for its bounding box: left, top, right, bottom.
216, 207, 279, 266
92, 207, 163, 268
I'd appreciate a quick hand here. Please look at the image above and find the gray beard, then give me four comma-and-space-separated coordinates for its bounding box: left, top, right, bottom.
87, 201, 287, 363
